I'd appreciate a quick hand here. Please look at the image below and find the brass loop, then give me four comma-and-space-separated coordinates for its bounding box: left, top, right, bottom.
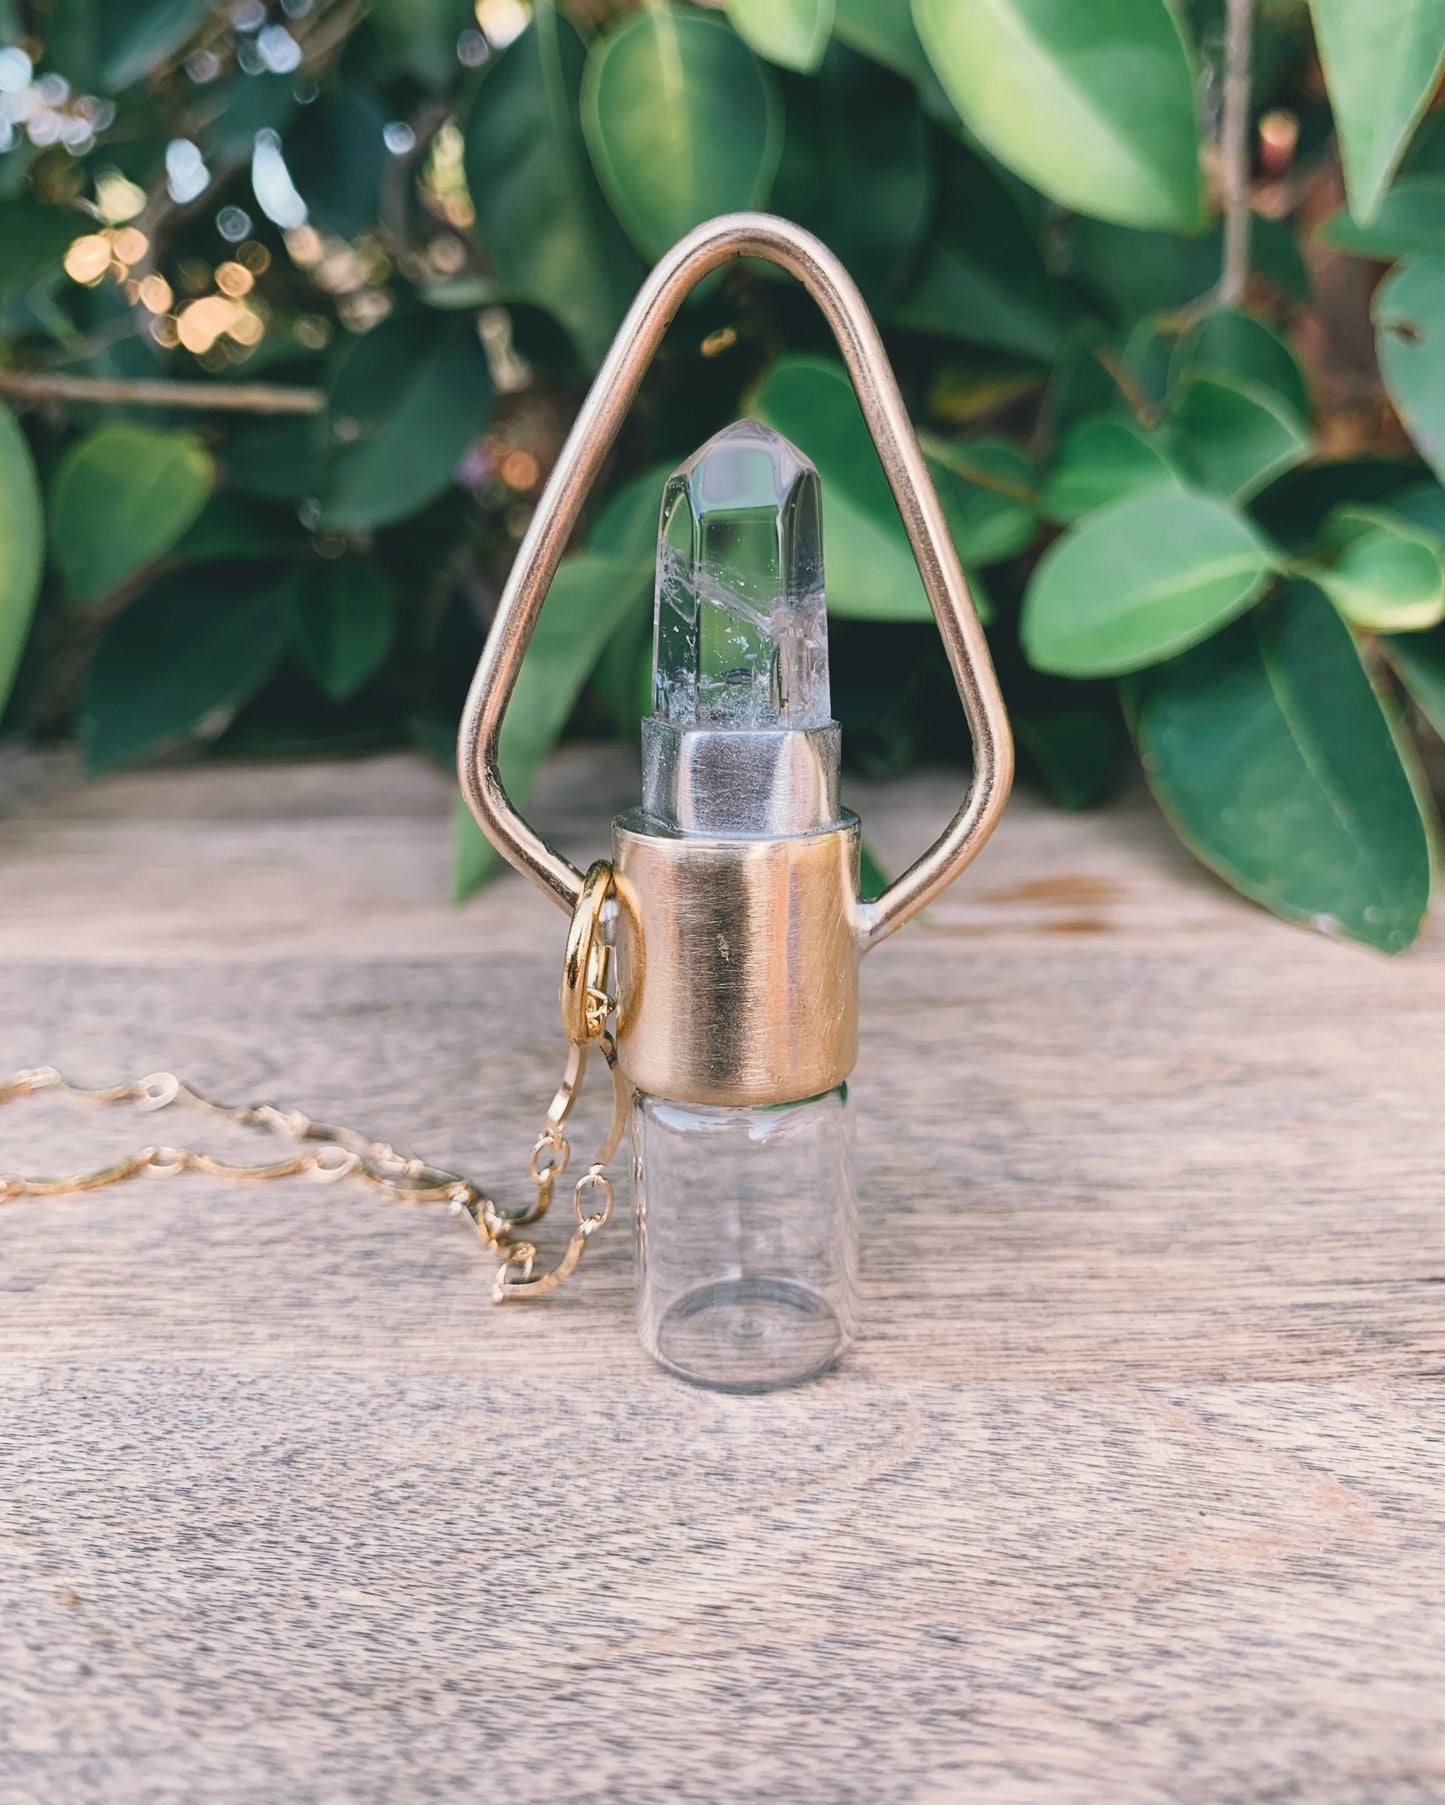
251, 1103, 311, 1138
491, 1241, 538, 1301
560, 860, 615, 1046
310, 1146, 360, 1182
573, 1168, 614, 1230
594, 1032, 629, 1171
16, 1066, 61, 1093
543, 1039, 590, 1136
492, 1229, 589, 1299
456, 213, 1012, 938
137, 1072, 180, 1110
528, 1133, 570, 1183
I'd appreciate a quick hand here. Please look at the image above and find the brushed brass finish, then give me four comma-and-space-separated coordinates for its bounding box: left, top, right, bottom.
457, 212, 1012, 952
611, 815, 861, 1107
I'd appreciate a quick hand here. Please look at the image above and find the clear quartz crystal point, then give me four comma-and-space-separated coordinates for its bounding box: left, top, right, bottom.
653, 419, 829, 730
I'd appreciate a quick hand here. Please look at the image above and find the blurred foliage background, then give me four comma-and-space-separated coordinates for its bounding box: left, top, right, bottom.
2, 0, 1445, 950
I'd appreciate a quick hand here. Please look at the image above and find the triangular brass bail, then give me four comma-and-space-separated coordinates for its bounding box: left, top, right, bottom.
458, 212, 1012, 952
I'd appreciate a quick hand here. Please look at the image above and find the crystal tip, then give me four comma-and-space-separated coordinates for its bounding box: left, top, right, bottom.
652, 419, 830, 730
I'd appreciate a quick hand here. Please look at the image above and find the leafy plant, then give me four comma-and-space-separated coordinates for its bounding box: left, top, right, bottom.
2, 0, 1445, 952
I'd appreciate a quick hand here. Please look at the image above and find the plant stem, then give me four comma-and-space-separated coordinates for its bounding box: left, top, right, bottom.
0, 371, 324, 414
1092, 345, 1159, 427
1217, 0, 1254, 308
913, 430, 1039, 502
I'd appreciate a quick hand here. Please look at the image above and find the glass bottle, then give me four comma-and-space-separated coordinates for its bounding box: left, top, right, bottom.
625, 420, 860, 1391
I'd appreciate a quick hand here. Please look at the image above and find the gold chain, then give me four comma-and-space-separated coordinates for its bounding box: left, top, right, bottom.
0, 861, 624, 1305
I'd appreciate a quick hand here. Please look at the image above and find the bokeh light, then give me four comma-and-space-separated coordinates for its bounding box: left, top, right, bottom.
63, 235, 111, 286
165, 139, 210, 205
215, 260, 255, 297
476, 0, 528, 48
111, 226, 149, 267
95, 172, 146, 224
137, 274, 174, 313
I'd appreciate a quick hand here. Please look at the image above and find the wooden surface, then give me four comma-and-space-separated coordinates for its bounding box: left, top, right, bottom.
2, 746, 1445, 1804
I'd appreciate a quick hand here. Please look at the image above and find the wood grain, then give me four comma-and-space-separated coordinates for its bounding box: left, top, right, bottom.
2, 748, 1444, 1803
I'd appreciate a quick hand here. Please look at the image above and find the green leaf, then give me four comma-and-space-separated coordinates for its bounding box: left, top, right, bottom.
0, 199, 80, 305
452, 799, 498, 906
285, 90, 387, 241
82, 567, 291, 774
1022, 489, 1278, 676
727, 0, 833, 72
290, 557, 398, 702
1171, 307, 1311, 423
913, 0, 1204, 230
1067, 218, 1219, 324
223, 417, 314, 503
1132, 578, 1431, 952
42, 0, 101, 91
97, 0, 212, 90
455, 553, 653, 898
319, 312, 491, 533
1400, 109, 1445, 179
832, 0, 933, 83
890, 138, 1072, 361
581, 5, 782, 260
51, 425, 213, 604
1382, 478, 1445, 539
921, 433, 1036, 566
172, 493, 301, 564
1040, 415, 1182, 523
1383, 625, 1445, 738
1250, 459, 1423, 549
464, 4, 644, 369
1119, 320, 1174, 411
748, 353, 933, 620
1016, 700, 1126, 809
1067, 215, 1309, 327
587, 462, 671, 732
1308, 0, 1445, 225
588, 459, 672, 559
1163, 373, 1310, 502
1318, 178, 1445, 260
1310, 505, 1445, 631
0, 402, 44, 722
961, 563, 997, 627
592, 601, 653, 737
412, 709, 460, 773
368, 0, 475, 86
772, 45, 932, 307
207, 72, 300, 164
1045, 334, 1131, 438
1375, 257, 1445, 483
858, 838, 890, 899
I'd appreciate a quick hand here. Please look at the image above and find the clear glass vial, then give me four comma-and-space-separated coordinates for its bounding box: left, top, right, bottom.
626, 419, 860, 1391
632, 1087, 858, 1391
